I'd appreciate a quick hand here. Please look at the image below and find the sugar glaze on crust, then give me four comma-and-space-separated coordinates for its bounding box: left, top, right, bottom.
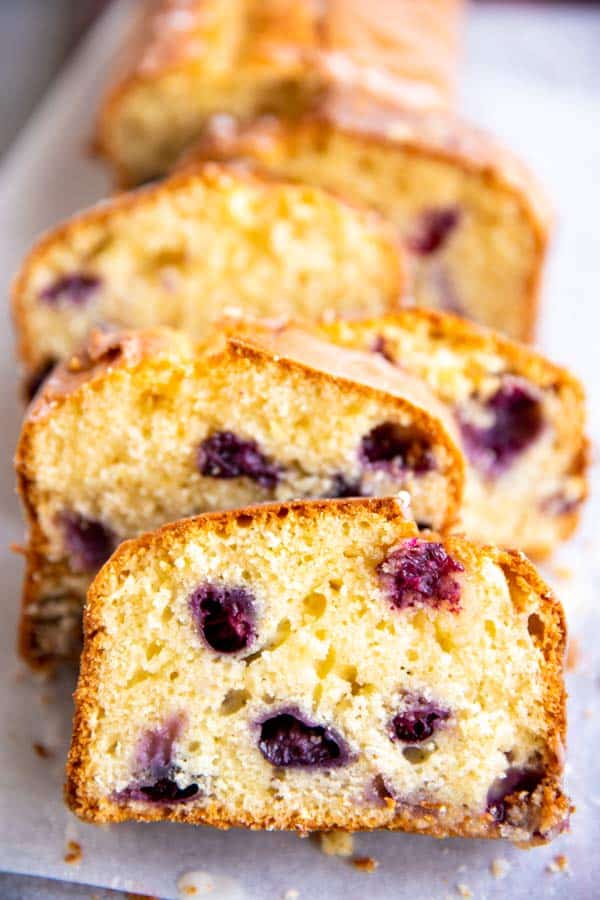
95, 0, 465, 185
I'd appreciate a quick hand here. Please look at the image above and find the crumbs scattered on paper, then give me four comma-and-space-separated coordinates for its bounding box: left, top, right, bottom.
456, 885, 473, 898
282, 891, 299, 900
490, 858, 510, 879
549, 564, 572, 582
176, 870, 246, 899
32, 741, 54, 759
566, 638, 581, 672
319, 830, 354, 857
546, 854, 570, 875
64, 840, 82, 864
352, 856, 379, 873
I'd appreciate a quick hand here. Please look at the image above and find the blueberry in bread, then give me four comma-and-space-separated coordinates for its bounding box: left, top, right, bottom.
306, 310, 586, 557
16, 325, 463, 668
65, 496, 570, 845
179, 101, 552, 341
95, 0, 464, 187
11, 164, 404, 393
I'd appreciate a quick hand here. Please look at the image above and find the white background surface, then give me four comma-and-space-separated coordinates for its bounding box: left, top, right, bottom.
0, 2, 598, 897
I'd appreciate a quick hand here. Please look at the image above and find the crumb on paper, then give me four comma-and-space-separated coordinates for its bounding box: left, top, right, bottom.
549, 564, 573, 582
10, 542, 27, 556
566, 637, 581, 671
319, 830, 355, 857
546, 854, 570, 875
456, 885, 473, 898
176, 870, 244, 898
64, 840, 82, 865
352, 856, 379, 873
283, 891, 300, 900
32, 741, 53, 759
490, 858, 510, 879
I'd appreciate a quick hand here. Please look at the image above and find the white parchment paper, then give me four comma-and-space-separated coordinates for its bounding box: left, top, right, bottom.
0, 2, 598, 897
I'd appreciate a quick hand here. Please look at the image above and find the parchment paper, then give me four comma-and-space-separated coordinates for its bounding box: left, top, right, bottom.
0, 2, 598, 897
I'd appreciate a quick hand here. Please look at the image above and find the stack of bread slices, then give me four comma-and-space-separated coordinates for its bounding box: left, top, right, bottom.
11, 0, 586, 850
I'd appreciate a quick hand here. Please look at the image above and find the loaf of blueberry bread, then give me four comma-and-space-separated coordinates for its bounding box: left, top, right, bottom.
304, 309, 585, 557
11, 164, 404, 398
66, 496, 570, 845
178, 100, 552, 341
16, 325, 463, 668
95, 0, 464, 187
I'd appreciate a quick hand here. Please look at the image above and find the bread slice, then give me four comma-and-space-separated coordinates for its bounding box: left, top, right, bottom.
95, 0, 463, 187
16, 325, 463, 669
178, 104, 552, 341
305, 309, 586, 558
11, 164, 404, 398
66, 496, 570, 845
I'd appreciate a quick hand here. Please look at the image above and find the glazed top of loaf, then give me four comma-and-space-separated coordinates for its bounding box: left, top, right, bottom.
106, 0, 464, 111
179, 95, 554, 238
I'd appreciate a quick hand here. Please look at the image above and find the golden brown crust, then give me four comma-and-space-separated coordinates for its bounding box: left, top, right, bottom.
65, 497, 570, 843
178, 105, 552, 342
11, 162, 405, 377
95, 0, 465, 184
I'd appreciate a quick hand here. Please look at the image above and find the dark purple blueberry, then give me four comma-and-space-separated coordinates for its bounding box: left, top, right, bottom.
377, 539, 464, 613
390, 697, 450, 743
327, 473, 363, 498
119, 777, 199, 805
60, 512, 115, 572
139, 778, 199, 803
116, 716, 200, 805
486, 766, 544, 823
189, 583, 255, 653
408, 207, 461, 256
197, 431, 280, 488
360, 423, 435, 475
40, 273, 101, 306
370, 335, 395, 364
25, 359, 57, 402
258, 710, 349, 768
459, 377, 544, 477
